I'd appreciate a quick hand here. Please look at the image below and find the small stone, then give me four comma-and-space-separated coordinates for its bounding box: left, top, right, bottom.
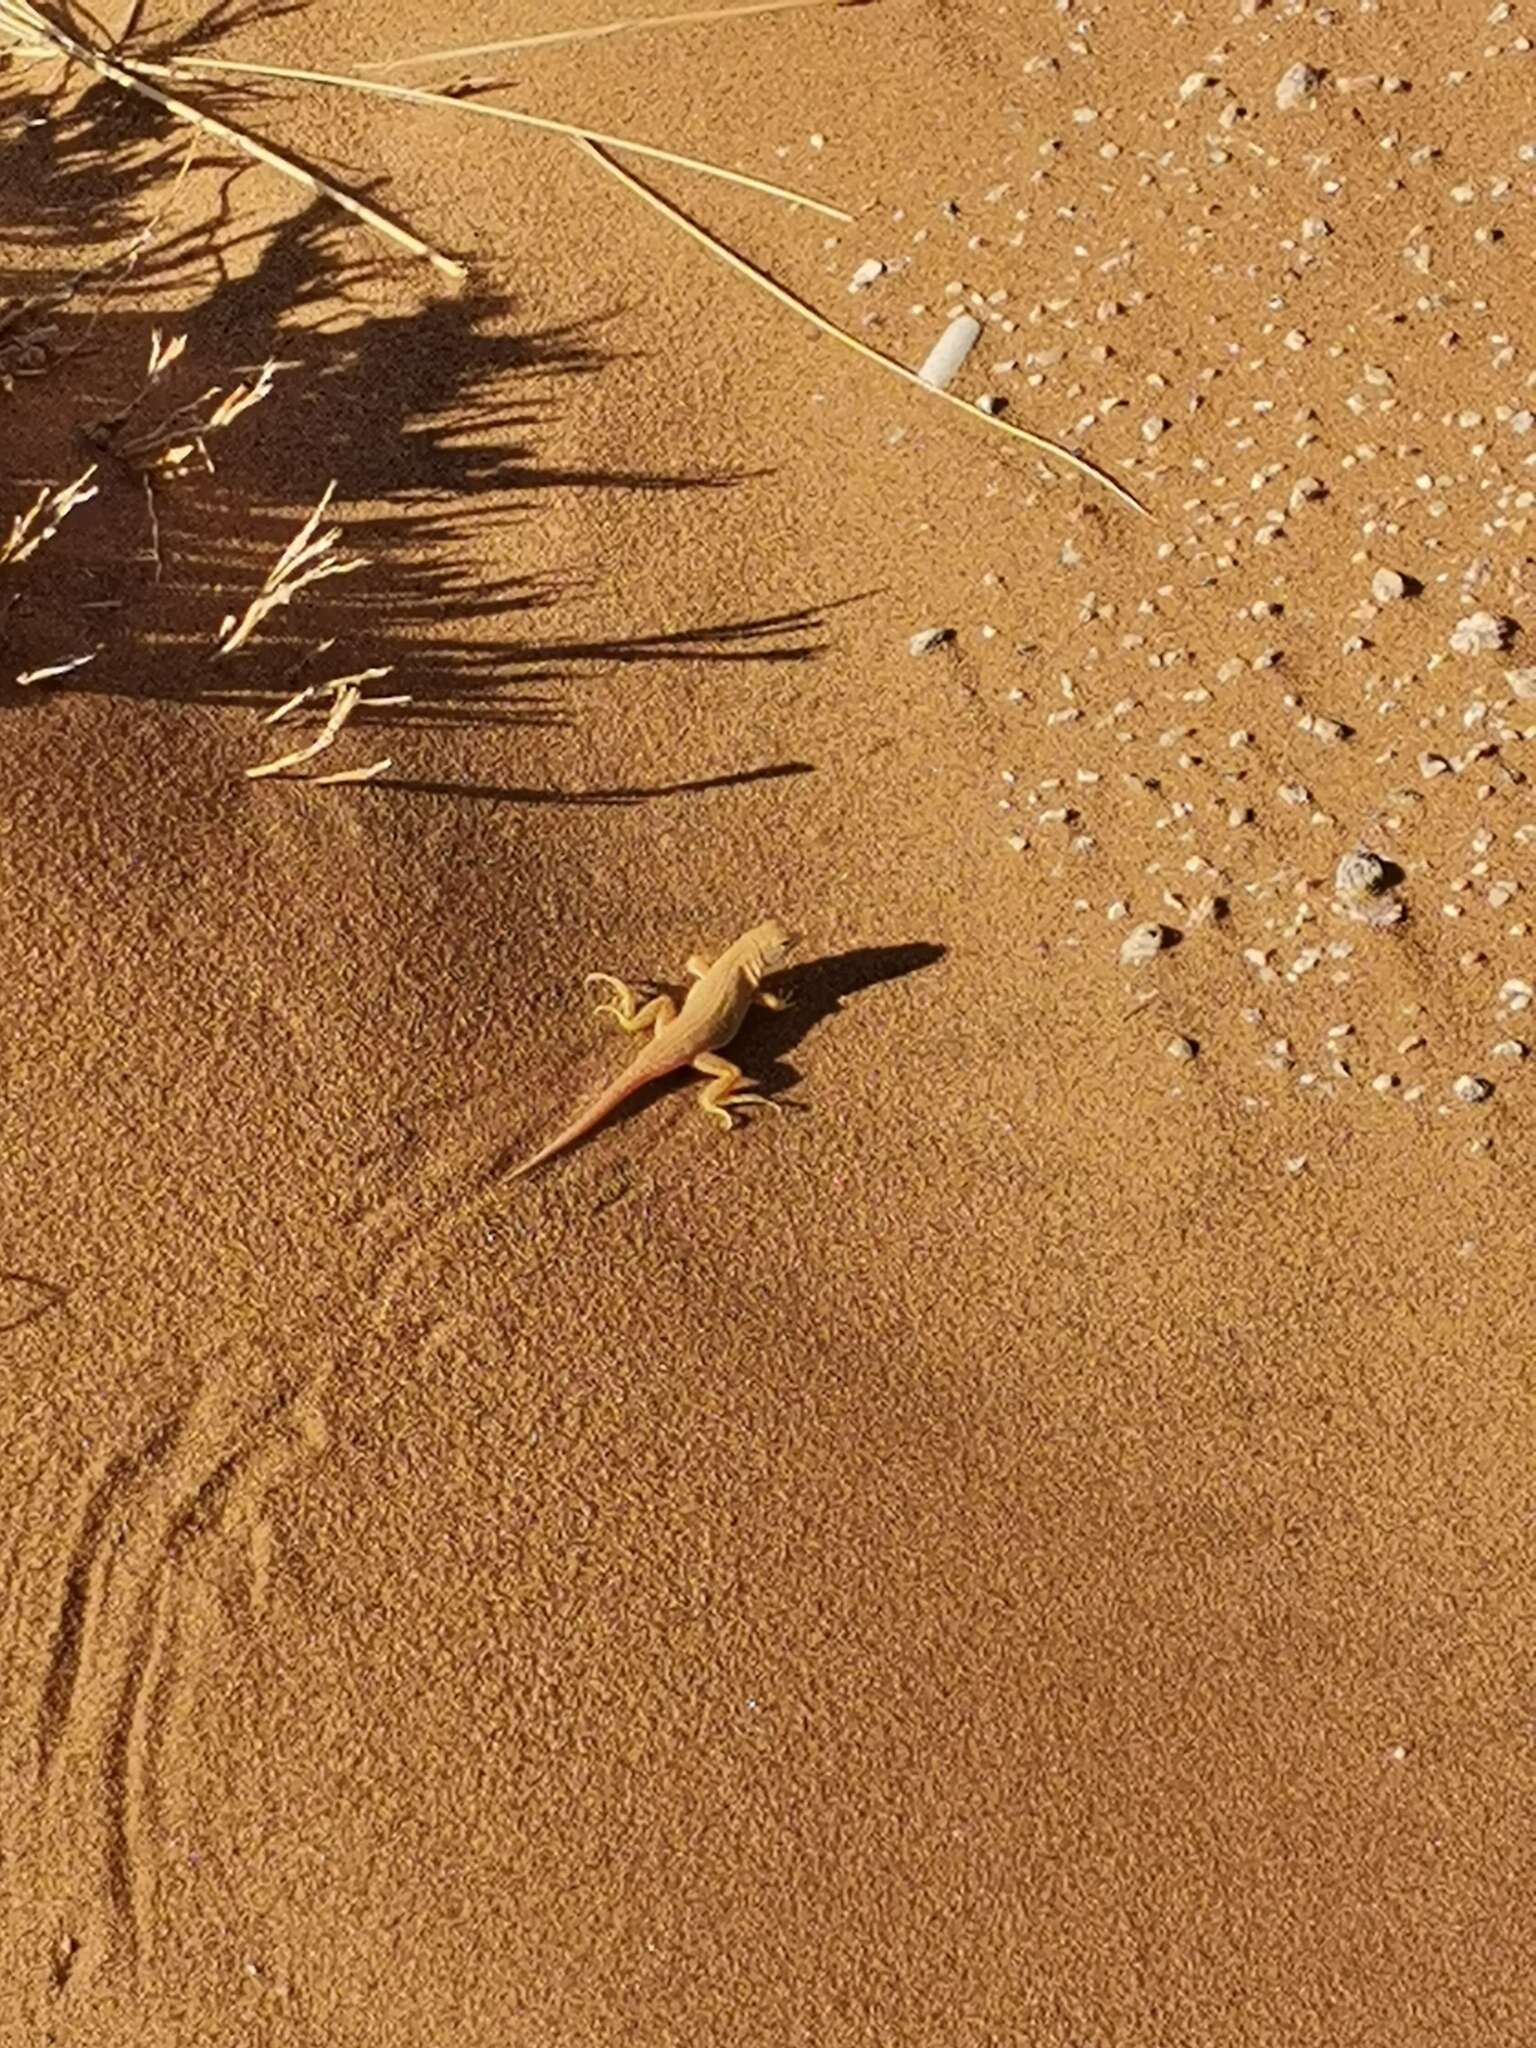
1418, 751, 1451, 778
1371, 568, 1410, 603
1491, 1039, 1527, 1059
1289, 475, 1326, 511
1362, 897, 1406, 928
1335, 848, 1389, 898
1179, 71, 1215, 100
1449, 610, 1510, 655
1505, 667, 1536, 701
848, 258, 885, 292
1119, 921, 1168, 967
975, 394, 1005, 416
1166, 1035, 1198, 1061
908, 627, 952, 656
1452, 1074, 1492, 1104
917, 313, 982, 391
1275, 61, 1322, 111
1141, 415, 1169, 443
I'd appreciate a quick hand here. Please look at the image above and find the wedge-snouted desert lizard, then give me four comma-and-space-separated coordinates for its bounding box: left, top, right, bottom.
510, 919, 797, 1178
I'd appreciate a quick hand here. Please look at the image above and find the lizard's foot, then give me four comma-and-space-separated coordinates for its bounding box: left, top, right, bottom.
755, 988, 791, 1012
584, 970, 640, 1019
683, 952, 714, 981
692, 1052, 781, 1130
584, 974, 675, 1037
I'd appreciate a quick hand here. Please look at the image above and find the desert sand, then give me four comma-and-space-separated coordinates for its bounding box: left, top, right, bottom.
3, 0, 1535, 2040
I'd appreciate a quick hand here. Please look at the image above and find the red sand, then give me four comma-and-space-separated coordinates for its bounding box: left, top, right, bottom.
4, 2, 1535, 2040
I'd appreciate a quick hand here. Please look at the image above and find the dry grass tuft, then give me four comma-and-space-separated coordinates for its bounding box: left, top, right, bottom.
92, 343, 281, 478
4, 0, 1138, 509
216, 483, 367, 657
2, 466, 98, 565
245, 667, 402, 782
0, 0, 467, 276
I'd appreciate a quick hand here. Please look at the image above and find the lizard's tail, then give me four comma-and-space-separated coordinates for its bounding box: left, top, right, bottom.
507, 1064, 661, 1180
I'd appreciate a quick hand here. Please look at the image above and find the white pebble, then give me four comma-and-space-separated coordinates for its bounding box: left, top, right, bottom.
917, 314, 982, 391
1120, 922, 1169, 967
1335, 848, 1389, 898
1450, 610, 1510, 655
1275, 62, 1322, 112
908, 627, 952, 656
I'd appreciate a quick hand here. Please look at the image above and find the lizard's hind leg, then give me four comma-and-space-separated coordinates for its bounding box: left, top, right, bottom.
585, 973, 676, 1037
692, 1052, 778, 1130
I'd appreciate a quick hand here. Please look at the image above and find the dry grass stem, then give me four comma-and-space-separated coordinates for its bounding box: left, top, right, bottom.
103, 353, 280, 476
2, 467, 99, 565
244, 659, 404, 780
264, 664, 396, 724
576, 140, 1149, 515
361, 0, 850, 71
245, 680, 361, 778
149, 54, 851, 221
15, 650, 97, 686
216, 483, 367, 657
0, 0, 467, 278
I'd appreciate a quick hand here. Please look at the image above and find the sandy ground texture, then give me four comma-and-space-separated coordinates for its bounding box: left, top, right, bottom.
4, 0, 1536, 2040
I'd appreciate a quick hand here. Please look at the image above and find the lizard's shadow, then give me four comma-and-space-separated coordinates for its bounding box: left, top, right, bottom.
741, 942, 947, 1103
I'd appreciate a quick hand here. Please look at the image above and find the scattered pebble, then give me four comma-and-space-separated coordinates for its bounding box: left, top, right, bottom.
1449, 611, 1511, 655
916, 313, 981, 391
848, 258, 885, 292
1120, 922, 1169, 967
1451, 1074, 1493, 1104
1370, 569, 1410, 604
1275, 62, 1322, 112
1335, 849, 1390, 899
1166, 1035, 1198, 1061
908, 627, 952, 657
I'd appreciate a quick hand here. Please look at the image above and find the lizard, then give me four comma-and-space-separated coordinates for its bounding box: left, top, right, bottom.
509, 919, 797, 1178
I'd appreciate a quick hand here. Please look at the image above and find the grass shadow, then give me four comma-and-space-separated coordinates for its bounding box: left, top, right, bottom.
2, 36, 853, 775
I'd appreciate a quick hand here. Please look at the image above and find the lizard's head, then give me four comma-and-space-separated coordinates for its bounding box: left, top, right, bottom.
745, 918, 797, 976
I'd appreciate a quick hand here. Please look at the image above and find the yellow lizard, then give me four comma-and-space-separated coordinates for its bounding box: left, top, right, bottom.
510, 919, 797, 1178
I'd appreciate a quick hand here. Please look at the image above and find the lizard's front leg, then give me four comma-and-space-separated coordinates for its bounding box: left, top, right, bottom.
692, 1052, 777, 1129
683, 953, 713, 981
585, 973, 676, 1037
